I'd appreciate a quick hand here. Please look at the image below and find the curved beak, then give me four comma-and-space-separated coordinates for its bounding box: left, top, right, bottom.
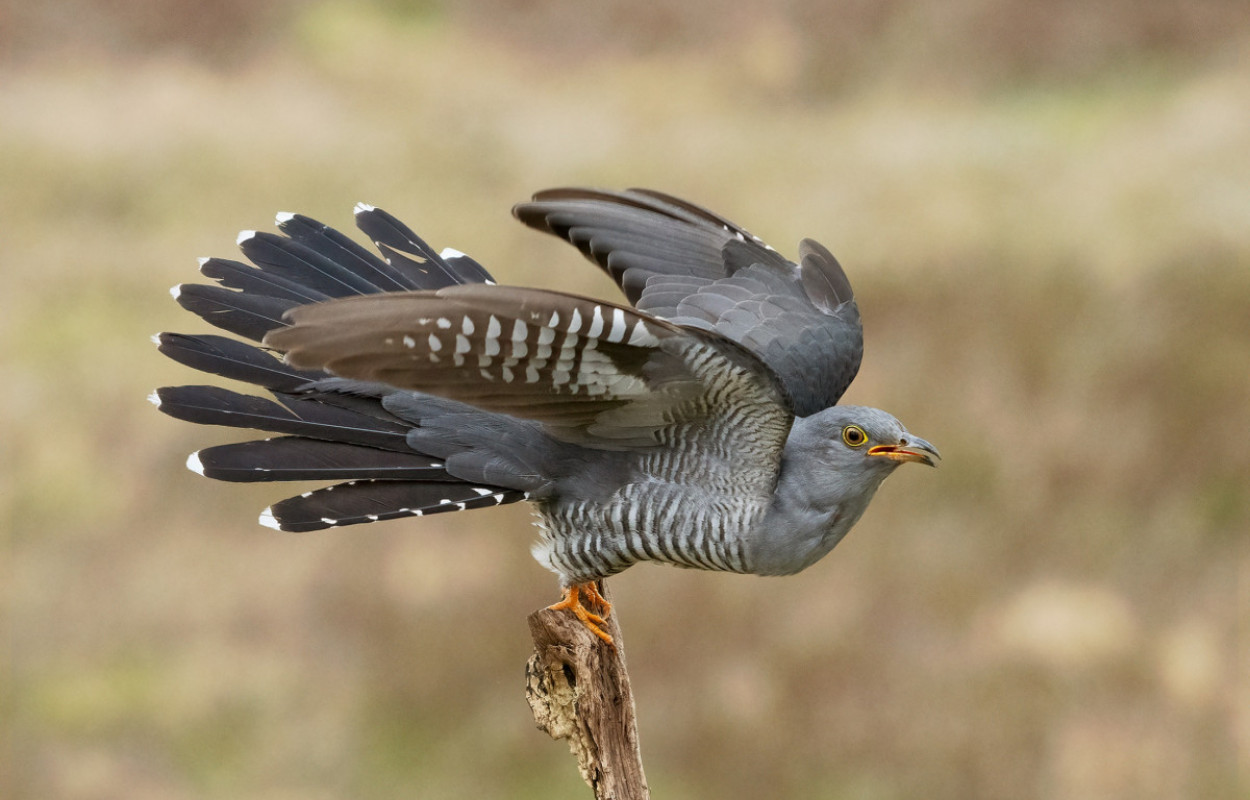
867, 436, 940, 467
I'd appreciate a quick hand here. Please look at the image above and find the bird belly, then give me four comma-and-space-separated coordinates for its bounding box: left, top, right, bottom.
531, 486, 762, 585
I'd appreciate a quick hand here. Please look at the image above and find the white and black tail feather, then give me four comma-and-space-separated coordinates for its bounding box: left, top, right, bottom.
192, 438, 451, 482
158, 332, 323, 391
238, 229, 385, 297
351, 204, 495, 287
173, 277, 303, 343
153, 384, 415, 451
155, 207, 526, 532
263, 481, 527, 533
277, 211, 422, 291
196, 257, 331, 305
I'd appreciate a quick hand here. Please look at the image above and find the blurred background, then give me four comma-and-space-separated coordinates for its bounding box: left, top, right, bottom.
3, 1, 1247, 798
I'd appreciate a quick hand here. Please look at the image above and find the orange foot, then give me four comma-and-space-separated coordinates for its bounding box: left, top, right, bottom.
548, 581, 614, 645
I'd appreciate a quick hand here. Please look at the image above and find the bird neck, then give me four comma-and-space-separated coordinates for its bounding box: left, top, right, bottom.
746, 435, 890, 576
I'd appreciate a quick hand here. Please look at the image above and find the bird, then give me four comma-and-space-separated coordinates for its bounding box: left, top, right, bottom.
152, 188, 938, 643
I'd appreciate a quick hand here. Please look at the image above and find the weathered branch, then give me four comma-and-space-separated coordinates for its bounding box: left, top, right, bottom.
525, 581, 650, 800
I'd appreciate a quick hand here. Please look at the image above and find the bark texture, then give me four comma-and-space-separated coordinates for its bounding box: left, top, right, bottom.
525, 581, 649, 800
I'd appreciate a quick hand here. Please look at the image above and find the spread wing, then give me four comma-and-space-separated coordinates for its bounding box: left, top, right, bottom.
265, 286, 794, 464
513, 187, 863, 415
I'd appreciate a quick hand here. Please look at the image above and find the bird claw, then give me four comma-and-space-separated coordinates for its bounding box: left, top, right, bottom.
548, 582, 614, 645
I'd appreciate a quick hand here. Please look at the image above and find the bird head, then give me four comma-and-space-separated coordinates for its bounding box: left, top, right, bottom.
791, 405, 940, 475
756, 405, 939, 575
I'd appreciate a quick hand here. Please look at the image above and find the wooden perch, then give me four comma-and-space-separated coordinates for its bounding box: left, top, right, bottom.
525, 581, 650, 800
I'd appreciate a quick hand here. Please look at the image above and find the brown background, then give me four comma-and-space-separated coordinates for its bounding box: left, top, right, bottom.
4, 1, 1248, 798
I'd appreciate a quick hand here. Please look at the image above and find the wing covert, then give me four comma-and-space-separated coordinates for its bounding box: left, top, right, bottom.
265, 286, 794, 458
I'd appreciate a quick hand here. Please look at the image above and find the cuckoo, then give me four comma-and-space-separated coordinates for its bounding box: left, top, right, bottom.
153, 188, 939, 642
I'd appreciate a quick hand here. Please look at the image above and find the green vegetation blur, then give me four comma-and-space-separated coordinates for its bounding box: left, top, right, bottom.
4, 2, 1247, 798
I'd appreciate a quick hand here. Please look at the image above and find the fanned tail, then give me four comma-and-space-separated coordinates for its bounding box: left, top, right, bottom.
154, 205, 530, 531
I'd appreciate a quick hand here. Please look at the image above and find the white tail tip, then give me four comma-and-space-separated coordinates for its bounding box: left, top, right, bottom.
185, 451, 205, 476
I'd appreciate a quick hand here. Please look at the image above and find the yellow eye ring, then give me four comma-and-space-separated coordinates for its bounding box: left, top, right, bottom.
842, 425, 868, 447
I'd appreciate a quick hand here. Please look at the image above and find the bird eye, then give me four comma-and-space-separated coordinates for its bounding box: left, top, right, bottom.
842, 425, 868, 447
